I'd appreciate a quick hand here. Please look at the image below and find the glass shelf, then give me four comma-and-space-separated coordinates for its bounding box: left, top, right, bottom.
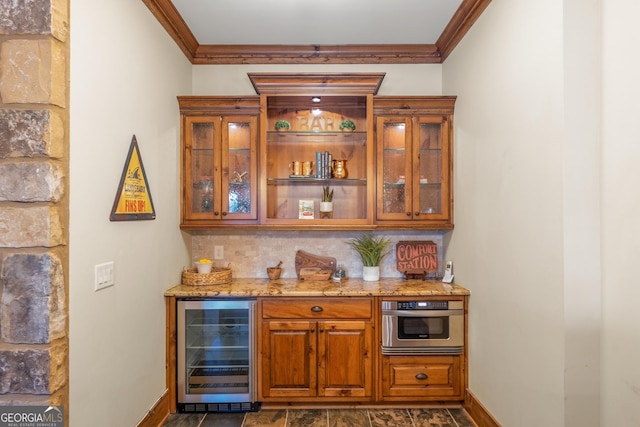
265, 94, 369, 223
268, 178, 366, 185
383, 181, 441, 186
268, 130, 366, 137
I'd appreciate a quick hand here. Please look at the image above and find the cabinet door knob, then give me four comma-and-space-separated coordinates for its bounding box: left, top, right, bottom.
415, 212, 421, 216
319, 328, 324, 333
222, 211, 228, 216
311, 306, 323, 313
406, 212, 412, 217
415, 373, 428, 380
310, 327, 315, 333
214, 211, 220, 216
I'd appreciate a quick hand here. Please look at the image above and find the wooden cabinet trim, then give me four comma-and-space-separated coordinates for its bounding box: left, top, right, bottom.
381, 355, 463, 400
258, 297, 374, 401
248, 72, 386, 95
261, 298, 372, 319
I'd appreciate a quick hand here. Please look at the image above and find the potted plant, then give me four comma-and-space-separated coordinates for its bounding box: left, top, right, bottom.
320, 185, 334, 219
195, 257, 213, 274
339, 119, 356, 133
347, 234, 391, 281
274, 120, 290, 132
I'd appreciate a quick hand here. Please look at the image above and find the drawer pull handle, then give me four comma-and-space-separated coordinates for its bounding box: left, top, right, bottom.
311, 306, 323, 313
415, 373, 428, 380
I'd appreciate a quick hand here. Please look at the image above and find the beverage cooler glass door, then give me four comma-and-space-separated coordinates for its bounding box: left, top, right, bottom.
177, 299, 256, 405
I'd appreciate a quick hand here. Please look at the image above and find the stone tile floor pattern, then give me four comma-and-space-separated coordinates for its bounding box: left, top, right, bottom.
161, 407, 477, 427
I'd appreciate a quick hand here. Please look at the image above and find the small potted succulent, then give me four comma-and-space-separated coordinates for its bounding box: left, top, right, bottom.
339, 120, 356, 133
347, 234, 391, 281
320, 185, 334, 219
274, 120, 291, 132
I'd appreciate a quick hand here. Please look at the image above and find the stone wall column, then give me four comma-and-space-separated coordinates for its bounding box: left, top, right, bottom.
0, 0, 69, 421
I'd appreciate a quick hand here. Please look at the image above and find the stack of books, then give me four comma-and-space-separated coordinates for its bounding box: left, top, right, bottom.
316, 151, 332, 179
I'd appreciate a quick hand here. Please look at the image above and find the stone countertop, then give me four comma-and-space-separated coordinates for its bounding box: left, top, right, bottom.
164, 278, 469, 298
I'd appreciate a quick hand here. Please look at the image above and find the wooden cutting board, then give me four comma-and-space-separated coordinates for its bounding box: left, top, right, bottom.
295, 250, 336, 280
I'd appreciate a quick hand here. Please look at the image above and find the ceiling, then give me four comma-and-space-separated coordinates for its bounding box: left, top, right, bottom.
143, 0, 491, 64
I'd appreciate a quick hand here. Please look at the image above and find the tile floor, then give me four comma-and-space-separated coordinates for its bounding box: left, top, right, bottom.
161, 407, 477, 427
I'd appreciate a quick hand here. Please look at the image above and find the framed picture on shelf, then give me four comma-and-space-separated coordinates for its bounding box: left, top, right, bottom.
298, 200, 314, 219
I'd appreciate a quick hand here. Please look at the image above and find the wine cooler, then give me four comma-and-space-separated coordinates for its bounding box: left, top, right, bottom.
177, 299, 259, 412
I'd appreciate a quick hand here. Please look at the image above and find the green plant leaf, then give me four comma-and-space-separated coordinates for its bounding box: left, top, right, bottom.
347, 234, 391, 266
322, 185, 334, 202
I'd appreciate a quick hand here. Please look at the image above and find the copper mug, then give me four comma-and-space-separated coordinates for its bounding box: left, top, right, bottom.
303, 161, 313, 176
289, 161, 301, 176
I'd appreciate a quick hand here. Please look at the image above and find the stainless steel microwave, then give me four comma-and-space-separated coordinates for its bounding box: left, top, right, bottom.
381, 300, 464, 355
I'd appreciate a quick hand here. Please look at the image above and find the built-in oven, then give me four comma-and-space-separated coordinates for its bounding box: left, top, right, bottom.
177, 299, 259, 412
381, 299, 464, 355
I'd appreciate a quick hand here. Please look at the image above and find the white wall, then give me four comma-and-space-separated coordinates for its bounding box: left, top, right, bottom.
191, 64, 443, 95
601, 0, 640, 425
561, 1, 602, 425
69, 1, 191, 425
443, 1, 570, 425
442, 0, 640, 426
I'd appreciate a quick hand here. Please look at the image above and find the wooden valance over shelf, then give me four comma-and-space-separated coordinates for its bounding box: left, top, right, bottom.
248, 72, 386, 96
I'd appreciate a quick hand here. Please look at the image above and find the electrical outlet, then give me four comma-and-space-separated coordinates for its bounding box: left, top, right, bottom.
214, 246, 224, 260
95, 262, 115, 291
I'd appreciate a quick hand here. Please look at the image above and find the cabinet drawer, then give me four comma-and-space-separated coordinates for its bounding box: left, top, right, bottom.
382, 355, 462, 400
261, 298, 372, 319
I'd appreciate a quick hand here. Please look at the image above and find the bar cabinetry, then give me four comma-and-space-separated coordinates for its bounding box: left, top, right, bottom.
374, 97, 455, 229
177, 77, 457, 230
258, 297, 374, 402
250, 73, 384, 228
263, 96, 370, 225
178, 97, 259, 227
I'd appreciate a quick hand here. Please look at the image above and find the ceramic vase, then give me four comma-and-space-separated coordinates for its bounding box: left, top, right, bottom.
362, 266, 380, 282
196, 262, 213, 274
320, 201, 333, 219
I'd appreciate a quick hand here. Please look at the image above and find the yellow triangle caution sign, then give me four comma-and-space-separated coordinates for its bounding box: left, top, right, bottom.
110, 135, 156, 221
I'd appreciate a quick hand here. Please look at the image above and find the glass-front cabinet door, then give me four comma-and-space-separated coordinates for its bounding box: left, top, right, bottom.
180, 106, 259, 225
376, 113, 452, 226
413, 116, 449, 219
221, 116, 258, 220
184, 117, 218, 220
377, 117, 411, 219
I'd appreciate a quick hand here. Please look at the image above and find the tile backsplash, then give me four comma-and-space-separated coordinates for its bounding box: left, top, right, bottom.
192, 230, 446, 279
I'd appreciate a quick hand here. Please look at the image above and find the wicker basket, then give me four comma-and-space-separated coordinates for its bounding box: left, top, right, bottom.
181, 267, 232, 286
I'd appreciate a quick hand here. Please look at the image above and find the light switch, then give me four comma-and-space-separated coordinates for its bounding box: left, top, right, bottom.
95, 262, 115, 291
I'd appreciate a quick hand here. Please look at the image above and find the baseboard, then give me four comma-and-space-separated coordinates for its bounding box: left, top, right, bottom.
464, 389, 501, 427
136, 389, 170, 427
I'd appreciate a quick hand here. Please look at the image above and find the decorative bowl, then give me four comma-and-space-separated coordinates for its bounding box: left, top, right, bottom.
267, 267, 282, 280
